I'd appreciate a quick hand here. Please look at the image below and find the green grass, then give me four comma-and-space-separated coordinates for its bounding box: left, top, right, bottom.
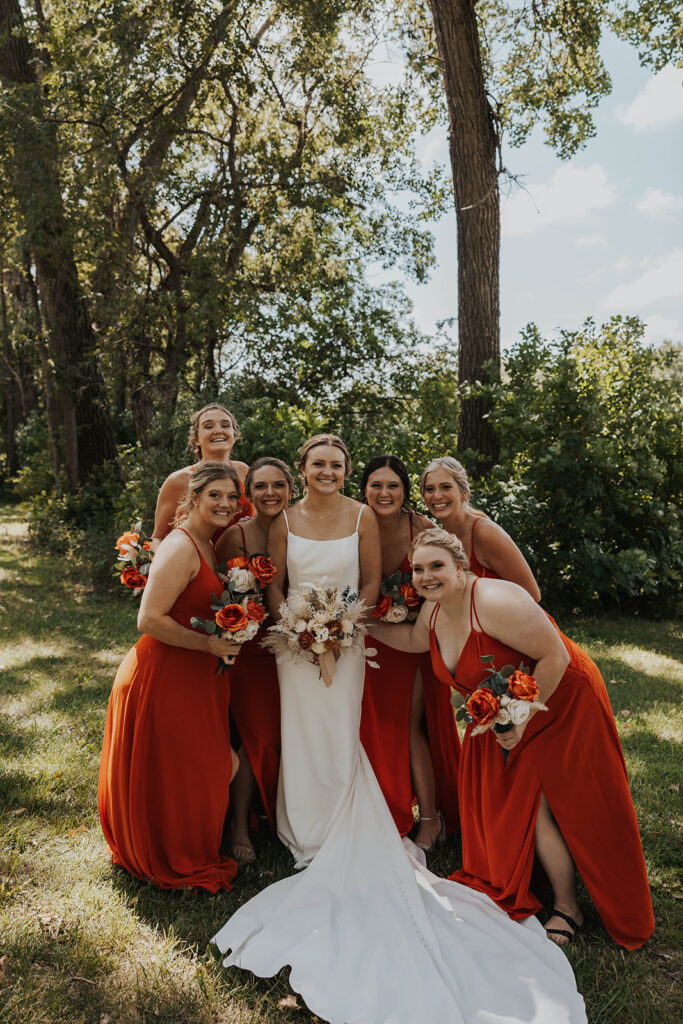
1, 503, 681, 1023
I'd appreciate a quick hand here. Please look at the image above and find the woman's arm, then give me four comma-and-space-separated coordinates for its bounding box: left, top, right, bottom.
151, 471, 189, 550
137, 534, 240, 659
475, 519, 541, 603
367, 602, 431, 654
265, 512, 288, 620
473, 580, 569, 750
358, 505, 382, 611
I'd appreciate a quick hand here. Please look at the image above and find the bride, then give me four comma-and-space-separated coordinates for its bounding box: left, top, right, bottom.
212, 435, 587, 1024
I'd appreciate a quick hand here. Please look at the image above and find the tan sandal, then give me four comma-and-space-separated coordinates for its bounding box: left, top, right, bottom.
414, 811, 445, 852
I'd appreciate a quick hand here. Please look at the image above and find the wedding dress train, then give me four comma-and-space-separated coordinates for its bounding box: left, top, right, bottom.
212, 513, 586, 1024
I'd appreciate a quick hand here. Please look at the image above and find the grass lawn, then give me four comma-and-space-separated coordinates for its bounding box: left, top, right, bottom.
1, 502, 681, 1023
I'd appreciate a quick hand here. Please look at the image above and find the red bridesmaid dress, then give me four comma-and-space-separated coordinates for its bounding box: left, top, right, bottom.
429, 580, 654, 950
360, 518, 461, 835
468, 516, 498, 578
227, 525, 281, 826
98, 529, 238, 892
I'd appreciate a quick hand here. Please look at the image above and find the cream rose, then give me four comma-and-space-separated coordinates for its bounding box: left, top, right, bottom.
385, 604, 408, 623
230, 568, 256, 592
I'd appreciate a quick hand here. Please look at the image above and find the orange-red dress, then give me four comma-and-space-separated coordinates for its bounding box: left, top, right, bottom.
98, 530, 238, 892
429, 581, 654, 950
468, 516, 498, 579
228, 525, 281, 826
360, 519, 460, 835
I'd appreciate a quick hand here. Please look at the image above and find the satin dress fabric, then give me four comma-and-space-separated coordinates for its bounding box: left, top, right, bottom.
430, 580, 654, 950
98, 529, 237, 892
211, 512, 587, 1023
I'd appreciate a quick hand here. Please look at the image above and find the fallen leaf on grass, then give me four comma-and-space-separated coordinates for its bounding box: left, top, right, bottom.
11, 807, 26, 816
68, 825, 90, 837
100, 1015, 111, 1024
277, 994, 302, 1010
618, 709, 631, 718
37, 911, 63, 938
669, 783, 679, 793
0, 955, 7, 982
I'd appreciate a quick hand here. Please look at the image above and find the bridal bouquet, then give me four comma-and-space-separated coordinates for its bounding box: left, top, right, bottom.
371, 570, 421, 623
455, 655, 548, 761
113, 521, 154, 593
191, 552, 276, 671
262, 585, 378, 686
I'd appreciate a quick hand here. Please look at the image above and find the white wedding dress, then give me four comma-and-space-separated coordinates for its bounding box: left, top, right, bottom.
213, 512, 587, 1024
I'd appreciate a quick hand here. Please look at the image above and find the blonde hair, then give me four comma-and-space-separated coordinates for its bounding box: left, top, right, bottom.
408, 526, 470, 570
187, 404, 241, 459
245, 457, 297, 500
173, 462, 241, 526
295, 434, 352, 482
419, 456, 487, 518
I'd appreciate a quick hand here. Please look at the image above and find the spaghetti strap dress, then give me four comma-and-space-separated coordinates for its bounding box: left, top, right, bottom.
211, 512, 587, 1024
226, 524, 281, 825
429, 580, 654, 950
468, 516, 498, 578
360, 515, 460, 834
98, 528, 238, 892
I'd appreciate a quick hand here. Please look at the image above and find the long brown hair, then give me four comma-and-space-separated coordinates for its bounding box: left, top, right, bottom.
173, 462, 241, 526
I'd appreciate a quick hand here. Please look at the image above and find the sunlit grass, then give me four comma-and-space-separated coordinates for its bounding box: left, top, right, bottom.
1, 504, 681, 1023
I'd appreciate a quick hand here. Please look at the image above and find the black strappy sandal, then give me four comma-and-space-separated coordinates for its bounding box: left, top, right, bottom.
544, 908, 583, 944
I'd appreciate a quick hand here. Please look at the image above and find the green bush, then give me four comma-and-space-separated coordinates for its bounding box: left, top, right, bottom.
475, 317, 683, 615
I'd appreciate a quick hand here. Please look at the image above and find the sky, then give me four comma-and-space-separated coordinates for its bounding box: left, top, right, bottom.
370, 32, 683, 351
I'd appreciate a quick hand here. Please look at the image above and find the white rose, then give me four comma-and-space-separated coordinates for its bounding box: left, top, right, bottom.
288, 635, 300, 650
230, 568, 256, 592
311, 640, 326, 654
244, 621, 260, 641
315, 627, 330, 643
507, 700, 532, 725
231, 629, 249, 643
312, 610, 330, 626
295, 619, 308, 633
385, 604, 408, 623
495, 706, 511, 726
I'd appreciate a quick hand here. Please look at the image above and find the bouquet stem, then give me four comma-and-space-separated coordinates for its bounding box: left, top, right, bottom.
318, 649, 337, 688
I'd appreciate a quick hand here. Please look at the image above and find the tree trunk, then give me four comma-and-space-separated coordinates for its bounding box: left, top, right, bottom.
0, 275, 19, 476
428, 0, 500, 468
23, 259, 63, 478
0, 0, 120, 487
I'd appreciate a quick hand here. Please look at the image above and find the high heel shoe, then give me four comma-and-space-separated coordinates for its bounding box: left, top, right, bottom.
414, 810, 445, 852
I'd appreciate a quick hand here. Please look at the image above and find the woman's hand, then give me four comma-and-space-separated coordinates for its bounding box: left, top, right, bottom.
208, 634, 241, 664
494, 721, 527, 752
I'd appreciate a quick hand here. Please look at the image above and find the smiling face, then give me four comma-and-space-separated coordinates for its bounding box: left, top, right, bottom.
196, 408, 236, 460
302, 444, 346, 495
249, 465, 291, 519
411, 543, 464, 602
421, 468, 465, 521
193, 477, 240, 530
365, 467, 405, 517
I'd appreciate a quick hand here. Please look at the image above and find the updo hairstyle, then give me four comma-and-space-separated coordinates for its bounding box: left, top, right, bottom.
173, 461, 241, 526
295, 434, 352, 486
408, 526, 470, 571
245, 457, 297, 500
360, 454, 412, 511
187, 404, 241, 459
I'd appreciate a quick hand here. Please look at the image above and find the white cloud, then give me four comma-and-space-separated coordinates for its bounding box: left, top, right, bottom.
576, 232, 606, 247
601, 249, 683, 309
642, 314, 680, 344
502, 164, 615, 238
636, 187, 683, 219
618, 66, 683, 132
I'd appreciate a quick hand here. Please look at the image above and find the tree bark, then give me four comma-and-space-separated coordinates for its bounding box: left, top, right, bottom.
428, 0, 500, 467
0, 0, 120, 486
0, 274, 19, 475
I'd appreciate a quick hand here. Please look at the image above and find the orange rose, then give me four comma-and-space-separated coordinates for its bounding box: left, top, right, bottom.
299, 630, 315, 650
371, 594, 393, 619
116, 531, 139, 554
400, 582, 420, 608
231, 494, 255, 525
328, 619, 342, 635
466, 688, 500, 727
324, 637, 340, 651
508, 670, 539, 701
246, 599, 266, 623
226, 555, 250, 570
215, 603, 249, 632
250, 554, 277, 585
120, 567, 146, 589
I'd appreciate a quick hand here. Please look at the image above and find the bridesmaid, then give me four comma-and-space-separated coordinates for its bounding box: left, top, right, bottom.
215, 457, 295, 862
370, 527, 654, 950
420, 456, 540, 600
152, 404, 251, 549
99, 462, 242, 891
359, 455, 459, 848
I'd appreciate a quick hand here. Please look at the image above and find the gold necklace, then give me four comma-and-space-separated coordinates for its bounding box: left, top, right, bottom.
301, 497, 342, 521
